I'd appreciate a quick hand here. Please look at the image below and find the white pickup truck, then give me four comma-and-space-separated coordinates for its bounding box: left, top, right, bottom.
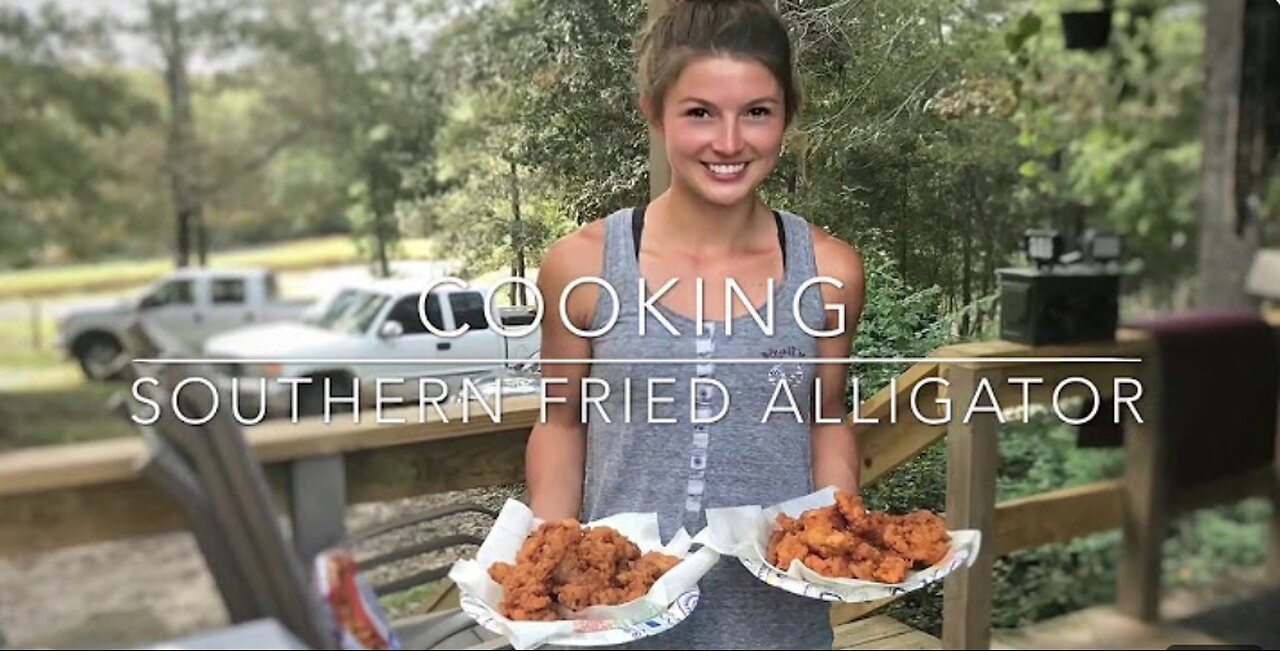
55, 267, 312, 380
201, 279, 541, 417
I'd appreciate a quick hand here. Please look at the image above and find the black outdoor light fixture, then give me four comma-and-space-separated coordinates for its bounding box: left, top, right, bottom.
1081, 228, 1123, 265
997, 227, 1124, 346
1061, 0, 1114, 51
1026, 228, 1065, 269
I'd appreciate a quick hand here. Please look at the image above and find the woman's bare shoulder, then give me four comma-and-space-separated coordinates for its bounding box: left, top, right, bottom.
805, 221, 865, 287
538, 217, 614, 329
541, 218, 608, 286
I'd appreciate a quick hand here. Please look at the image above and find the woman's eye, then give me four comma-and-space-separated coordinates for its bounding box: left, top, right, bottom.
686, 107, 711, 119
747, 107, 772, 118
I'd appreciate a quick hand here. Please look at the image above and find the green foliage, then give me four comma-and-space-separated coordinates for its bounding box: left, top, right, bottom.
3, 0, 1213, 322
1006, 2, 1206, 305
850, 247, 950, 395
0, 5, 159, 267
1165, 498, 1273, 585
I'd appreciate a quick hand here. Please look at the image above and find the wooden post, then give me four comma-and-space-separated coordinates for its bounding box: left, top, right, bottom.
1116, 354, 1170, 621
290, 454, 347, 564
1269, 334, 1280, 585
647, 0, 671, 200
941, 365, 1001, 650
30, 301, 41, 351
1197, 0, 1275, 310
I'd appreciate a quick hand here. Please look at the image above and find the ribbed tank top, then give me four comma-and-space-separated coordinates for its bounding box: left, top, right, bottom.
577, 206, 835, 649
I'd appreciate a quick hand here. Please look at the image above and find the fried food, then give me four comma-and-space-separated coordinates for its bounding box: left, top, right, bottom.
487, 520, 681, 621
766, 491, 950, 584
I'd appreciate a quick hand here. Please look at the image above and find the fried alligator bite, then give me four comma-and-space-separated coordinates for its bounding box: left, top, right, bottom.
487, 519, 681, 621
766, 491, 950, 583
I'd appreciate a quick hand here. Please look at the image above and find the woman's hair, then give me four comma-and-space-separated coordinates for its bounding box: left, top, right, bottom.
636, 0, 800, 127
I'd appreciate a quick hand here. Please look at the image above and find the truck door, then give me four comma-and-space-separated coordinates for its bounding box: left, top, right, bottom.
138, 277, 202, 352
442, 290, 506, 379
372, 292, 470, 394
202, 274, 255, 341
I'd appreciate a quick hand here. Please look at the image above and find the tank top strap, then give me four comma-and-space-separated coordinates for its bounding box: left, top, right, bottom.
776, 210, 826, 328
589, 207, 824, 333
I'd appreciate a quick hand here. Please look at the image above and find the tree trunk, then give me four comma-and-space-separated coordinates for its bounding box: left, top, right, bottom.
934, 199, 951, 291
152, 1, 203, 269
375, 211, 390, 278
508, 159, 526, 306
981, 174, 996, 332
961, 167, 974, 337
897, 184, 908, 281
1197, 0, 1278, 309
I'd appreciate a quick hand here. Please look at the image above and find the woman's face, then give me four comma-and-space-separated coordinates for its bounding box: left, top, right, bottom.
655, 55, 786, 209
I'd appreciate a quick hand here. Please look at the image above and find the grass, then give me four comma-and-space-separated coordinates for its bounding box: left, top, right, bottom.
377, 582, 443, 622
0, 310, 135, 449
0, 235, 439, 300
0, 232, 446, 450
0, 380, 134, 450
0, 311, 62, 369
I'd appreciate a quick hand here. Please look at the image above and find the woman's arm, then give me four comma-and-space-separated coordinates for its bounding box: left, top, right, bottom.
809, 229, 867, 495
524, 227, 601, 520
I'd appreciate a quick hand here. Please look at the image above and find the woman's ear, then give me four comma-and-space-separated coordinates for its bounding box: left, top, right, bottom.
639, 95, 661, 130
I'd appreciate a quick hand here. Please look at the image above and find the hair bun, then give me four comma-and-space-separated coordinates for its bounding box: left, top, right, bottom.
670, 0, 773, 7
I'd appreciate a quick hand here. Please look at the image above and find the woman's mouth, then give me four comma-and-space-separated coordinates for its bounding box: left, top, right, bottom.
703, 162, 748, 181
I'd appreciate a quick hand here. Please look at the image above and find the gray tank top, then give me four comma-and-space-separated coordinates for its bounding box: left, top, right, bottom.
579, 206, 835, 649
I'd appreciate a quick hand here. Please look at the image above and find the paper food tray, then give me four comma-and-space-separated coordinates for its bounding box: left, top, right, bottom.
692, 487, 982, 603
448, 499, 719, 649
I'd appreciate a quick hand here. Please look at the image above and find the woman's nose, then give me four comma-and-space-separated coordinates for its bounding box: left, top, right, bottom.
712, 118, 743, 155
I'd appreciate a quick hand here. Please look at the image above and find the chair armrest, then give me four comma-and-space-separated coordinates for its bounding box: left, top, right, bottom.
346, 503, 499, 546
358, 534, 486, 572
373, 565, 455, 597
401, 610, 483, 650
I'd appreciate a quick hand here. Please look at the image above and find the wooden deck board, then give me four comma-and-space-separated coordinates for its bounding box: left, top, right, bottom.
992, 604, 1228, 650
991, 569, 1280, 650
834, 616, 940, 650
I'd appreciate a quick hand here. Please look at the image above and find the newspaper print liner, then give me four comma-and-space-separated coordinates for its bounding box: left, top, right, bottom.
693, 487, 983, 604
460, 588, 701, 648
448, 499, 719, 649
739, 529, 982, 603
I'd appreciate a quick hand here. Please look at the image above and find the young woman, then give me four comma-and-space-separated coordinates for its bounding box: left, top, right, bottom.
525, 0, 865, 647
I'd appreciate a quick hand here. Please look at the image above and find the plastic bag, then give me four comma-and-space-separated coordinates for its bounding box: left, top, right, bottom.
313, 547, 403, 650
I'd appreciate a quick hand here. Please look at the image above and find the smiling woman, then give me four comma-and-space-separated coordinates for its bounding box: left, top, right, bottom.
522, 1, 868, 648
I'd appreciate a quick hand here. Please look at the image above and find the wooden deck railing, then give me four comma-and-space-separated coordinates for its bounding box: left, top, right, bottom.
1, 324, 1277, 649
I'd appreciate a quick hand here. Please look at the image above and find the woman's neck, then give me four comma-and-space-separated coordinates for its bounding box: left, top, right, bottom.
649, 181, 769, 258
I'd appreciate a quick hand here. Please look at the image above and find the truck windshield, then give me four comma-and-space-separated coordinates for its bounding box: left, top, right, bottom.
315, 290, 389, 335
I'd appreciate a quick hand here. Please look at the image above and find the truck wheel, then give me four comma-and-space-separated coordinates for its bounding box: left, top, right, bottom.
74, 334, 124, 381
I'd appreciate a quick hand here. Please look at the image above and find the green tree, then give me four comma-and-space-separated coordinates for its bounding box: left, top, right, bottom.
0, 4, 158, 267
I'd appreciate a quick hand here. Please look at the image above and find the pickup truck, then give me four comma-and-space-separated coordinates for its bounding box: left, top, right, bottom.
55, 267, 312, 380
201, 279, 541, 417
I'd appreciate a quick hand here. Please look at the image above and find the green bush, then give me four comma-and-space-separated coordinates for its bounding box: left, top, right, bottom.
847, 248, 952, 402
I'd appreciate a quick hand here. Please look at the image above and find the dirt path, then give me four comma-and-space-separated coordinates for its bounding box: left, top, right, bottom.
0, 485, 522, 649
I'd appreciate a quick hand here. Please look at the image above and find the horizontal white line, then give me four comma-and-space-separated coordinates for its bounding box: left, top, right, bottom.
132, 356, 1144, 365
